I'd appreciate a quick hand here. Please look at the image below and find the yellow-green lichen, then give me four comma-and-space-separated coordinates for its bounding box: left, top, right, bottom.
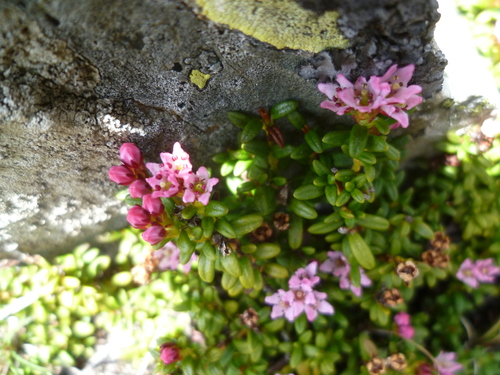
195, 0, 348, 52
190, 69, 211, 89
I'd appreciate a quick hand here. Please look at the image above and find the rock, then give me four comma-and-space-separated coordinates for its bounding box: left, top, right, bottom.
0, 0, 447, 258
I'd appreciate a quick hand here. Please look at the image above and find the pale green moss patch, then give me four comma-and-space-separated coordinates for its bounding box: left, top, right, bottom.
190, 69, 211, 89
196, 0, 348, 52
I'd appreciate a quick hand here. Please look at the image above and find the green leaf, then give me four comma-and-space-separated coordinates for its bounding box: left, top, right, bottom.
305, 130, 324, 153
205, 201, 229, 217
349, 124, 369, 158
254, 186, 277, 215
289, 198, 318, 220
348, 232, 375, 269
293, 184, 324, 200
227, 111, 255, 128
231, 214, 264, 236
271, 100, 299, 119
241, 118, 264, 143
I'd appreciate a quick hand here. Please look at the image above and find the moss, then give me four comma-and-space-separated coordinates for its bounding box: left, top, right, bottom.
190, 69, 211, 89
195, 0, 348, 52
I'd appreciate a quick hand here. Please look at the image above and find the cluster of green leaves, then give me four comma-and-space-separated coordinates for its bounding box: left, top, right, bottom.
155, 102, 500, 375
456, 0, 500, 89
0, 230, 187, 374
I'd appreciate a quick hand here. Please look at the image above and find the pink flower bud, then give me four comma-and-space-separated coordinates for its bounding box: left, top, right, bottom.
394, 312, 411, 326
120, 143, 143, 169
127, 205, 151, 229
109, 165, 136, 185
142, 223, 167, 245
159, 342, 182, 365
142, 194, 164, 216
398, 325, 415, 339
128, 179, 152, 198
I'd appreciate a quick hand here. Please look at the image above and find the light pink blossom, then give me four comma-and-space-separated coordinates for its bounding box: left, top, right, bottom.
159, 142, 192, 177
320, 251, 351, 277
318, 64, 422, 127
265, 289, 297, 321
394, 312, 415, 339
145, 164, 182, 198
473, 258, 500, 283
182, 167, 219, 206
434, 351, 463, 375
304, 290, 334, 322
456, 258, 480, 288
153, 241, 196, 272
394, 312, 411, 326
289, 262, 320, 291
339, 268, 372, 297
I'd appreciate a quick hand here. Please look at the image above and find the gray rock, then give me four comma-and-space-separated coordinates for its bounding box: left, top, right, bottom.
0, 0, 448, 258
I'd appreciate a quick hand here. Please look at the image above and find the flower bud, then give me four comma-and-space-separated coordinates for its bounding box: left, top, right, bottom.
109, 165, 136, 185
142, 223, 167, 245
381, 288, 404, 306
398, 325, 415, 339
127, 205, 151, 229
366, 357, 386, 375
422, 249, 449, 268
396, 260, 419, 283
159, 342, 182, 365
128, 179, 152, 198
142, 194, 164, 216
386, 353, 407, 371
120, 143, 143, 169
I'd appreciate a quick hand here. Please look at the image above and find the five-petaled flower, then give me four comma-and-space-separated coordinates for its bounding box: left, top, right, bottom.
434, 351, 463, 375
318, 64, 422, 128
456, 258, 500, 288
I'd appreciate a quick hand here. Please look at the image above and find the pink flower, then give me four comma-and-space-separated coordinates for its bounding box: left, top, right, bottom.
394, 312, 411, 326
339, 268, 372, 297
289, 262, 320, 291
265, 289, 297, 321
127, 205, 151, 229
182, 167, 219, 206
159, 142, 192, 177
398, 325, 415, 339
109, 165, 137, 185
128, 179, 152, 198
456, 258, 480, 288
145, 163, 181, 198
142, 223, 167, 245
473, 258, 500, 283
153, 241, 197, 273
320, 251, 351, 277
142, 194, 164, 216
394, 312, 415, 339
318, 64, 422, 127
304, 290, 334, 322
119, 143, 144, 169
434, 351, 463, 375
159, 342, 182, 365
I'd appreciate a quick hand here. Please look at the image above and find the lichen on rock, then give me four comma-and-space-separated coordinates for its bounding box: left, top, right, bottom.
195, 0, 348, 52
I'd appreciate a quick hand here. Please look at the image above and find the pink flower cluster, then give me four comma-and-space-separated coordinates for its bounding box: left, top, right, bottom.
153, 241, 197, 272
394, 312, 415, 339
109, 143, 219, 245
434, 351, 463, 375
319, 251, 372, 296
265, 262, 334, 322
456, 258, 500, 288
318, 64, 422, 128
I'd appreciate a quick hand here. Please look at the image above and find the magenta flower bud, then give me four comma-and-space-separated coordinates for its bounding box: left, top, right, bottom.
159, 343, 182, 365
394, 312, 411, 326
128, 179, 152, 198
127, 205, 151, 229
142, 194, 164, 216
120, 143, 143, 169
142, 223, 167, 245
398, 325, 415, 339
109, 165, 136, 185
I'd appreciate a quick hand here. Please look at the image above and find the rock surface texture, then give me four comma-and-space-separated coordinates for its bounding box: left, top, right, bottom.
0, 0, 447, 258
